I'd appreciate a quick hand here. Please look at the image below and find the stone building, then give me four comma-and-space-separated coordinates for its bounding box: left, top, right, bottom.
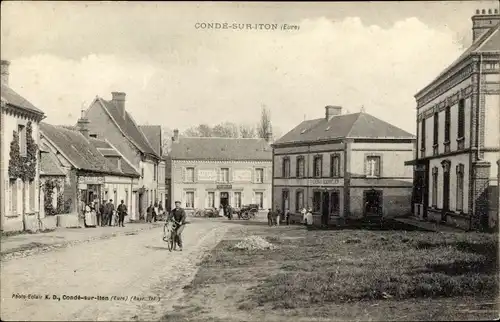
169, 130, 273, 212
406, 9, 499, 231
0, 60, 46, 232
273, 106, 415, 226
82, 92, 164, 219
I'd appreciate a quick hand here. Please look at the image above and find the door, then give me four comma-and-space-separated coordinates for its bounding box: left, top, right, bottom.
363, 189, 382, 218
138, 193, 144, 220
220, 192, 229, 207
322, 191, 330, 225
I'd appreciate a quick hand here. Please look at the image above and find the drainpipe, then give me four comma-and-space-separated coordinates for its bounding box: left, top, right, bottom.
306, 144, 310, 208
476, 53, 483, 161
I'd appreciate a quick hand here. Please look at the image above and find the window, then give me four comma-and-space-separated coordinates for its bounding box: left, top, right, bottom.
255, 168, 264, 183
141, 167, 144, 178
220, 168, 229, 183
313, 156, 323, 177
185, 167, 194, 182
255, 192, 264, 209
282, 158, 290, 178
18, 125, 26, 157
207, 192, 215, 208
29, 180, 35, 211
185, 191, 194, 208
365, 156, 381, 177
296, 156, 305, 178
313, 191, 321, 212
234, 192, 242, 208
444, 106, 451, 144
433, 112, 439, 155
457, 99, 465, 142
331, 191, 340, 214
432, 167, 438, 208
296, 190, 304, 211
330, 154, 340, 177
456, 164, 464, 211
420, 118, 426, 151
89, 134, 97, 138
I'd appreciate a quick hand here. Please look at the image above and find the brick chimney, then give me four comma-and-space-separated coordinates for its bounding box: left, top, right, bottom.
325, 105, 342, 121
172, 129, 179, 143
1, 60, 10, 87
111, 92, 126, 118
77, 110, 90, 138
472, 8, 500, 42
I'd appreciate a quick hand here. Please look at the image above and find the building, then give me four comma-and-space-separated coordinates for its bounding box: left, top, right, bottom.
39, 119, 140, 224
139, 125, 167, 208
169, 130, 273, 212
273, 106, 415, 225
1, 60, 46, 232
83, 92, 162, 219
39, 142, 67, 219
406, 8, 499, 232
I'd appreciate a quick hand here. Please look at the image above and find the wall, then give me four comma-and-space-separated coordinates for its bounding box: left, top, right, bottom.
484, 94, 500, 148
1, 110, 41, 231
349, 187, 412, 219
104, 175, 134, 219
171, 159, 272, 210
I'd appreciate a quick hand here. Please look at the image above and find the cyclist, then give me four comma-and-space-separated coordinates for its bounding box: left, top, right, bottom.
167, 201, 187, 251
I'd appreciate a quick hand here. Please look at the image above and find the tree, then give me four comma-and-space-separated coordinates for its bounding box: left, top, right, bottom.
257, 105, 272, 138
239, 124, 256, 138
212, 122, 239, 138
183, 124, 213, 137
161, 127, 173, 155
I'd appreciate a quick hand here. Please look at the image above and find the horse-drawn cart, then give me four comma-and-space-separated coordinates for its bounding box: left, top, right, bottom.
234, 204, 259, 220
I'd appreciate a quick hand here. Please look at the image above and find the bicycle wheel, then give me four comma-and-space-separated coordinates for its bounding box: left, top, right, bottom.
168, 231, 174, 251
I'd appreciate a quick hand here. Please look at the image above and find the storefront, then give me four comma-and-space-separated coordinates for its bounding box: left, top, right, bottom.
77, 175, 104, 213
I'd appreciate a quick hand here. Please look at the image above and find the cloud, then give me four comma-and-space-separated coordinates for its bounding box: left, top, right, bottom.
7, 16, 463, 136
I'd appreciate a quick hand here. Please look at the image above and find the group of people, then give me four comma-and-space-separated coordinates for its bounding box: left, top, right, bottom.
266, 207, 314, 227
146, 201, 164, 223
81, 199, 128, 227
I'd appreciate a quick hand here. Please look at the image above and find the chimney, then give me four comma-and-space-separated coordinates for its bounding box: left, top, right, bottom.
172, 129, 179, 142
1, 60, 10, 87
325, 105, 342, 121
472, 8, 500, 42
77, 110, 90, 138
111, 92, 126, 118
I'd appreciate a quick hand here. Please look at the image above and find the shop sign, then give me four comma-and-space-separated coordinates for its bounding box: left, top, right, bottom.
78, 183, 88, 190
216, 184, 232, 190
309, 178, 341, 185
78, 176, 104, 185
198, 169, 217, 181
233, 169, 252, 182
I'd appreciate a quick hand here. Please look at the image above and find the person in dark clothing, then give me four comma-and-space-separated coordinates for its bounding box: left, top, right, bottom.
146, 203, 153, 223
117, 200, 127, 227
99, 200, 106, 226
285, 209, 290, 225
168, 201, 187, 251
107, 199, 115, 226
267, 209, 274, 226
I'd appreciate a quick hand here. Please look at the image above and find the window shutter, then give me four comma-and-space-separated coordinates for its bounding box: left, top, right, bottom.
364, 158, 369, 176
375, 158, 381, 177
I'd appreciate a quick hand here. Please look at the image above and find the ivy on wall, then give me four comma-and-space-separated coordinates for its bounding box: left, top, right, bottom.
43, 179, 62, 216
8, 121, 38, 181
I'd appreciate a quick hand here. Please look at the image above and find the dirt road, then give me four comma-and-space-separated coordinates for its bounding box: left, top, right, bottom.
1, 219, 229, 321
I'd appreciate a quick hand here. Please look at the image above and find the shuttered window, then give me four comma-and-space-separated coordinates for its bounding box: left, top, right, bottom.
365, 156, 381, 177
296, 190, 304, 212
313, 156, 322, 177
282, 158, 290, 178
185, 167, 194, 182
207, 192, 215, 208
296, 156, 305, 178
234, 192, 242, 208
330, 154, 340, 177
432, 167, 438, 208
185, 191, 194, 208
456, 164, 464, 211
457, 99, 465, 139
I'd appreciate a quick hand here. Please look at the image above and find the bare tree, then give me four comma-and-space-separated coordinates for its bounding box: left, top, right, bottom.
183, 124, 213, 137
212, 122, 239, 138
161, 127, 173, 155
239, 124, 256, 138
257, 105, 272, 138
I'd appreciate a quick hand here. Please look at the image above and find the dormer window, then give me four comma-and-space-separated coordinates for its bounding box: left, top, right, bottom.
90, 134, 97, 138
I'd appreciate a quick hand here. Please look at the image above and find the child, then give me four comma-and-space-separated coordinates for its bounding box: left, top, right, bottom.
305, 208, 313, 227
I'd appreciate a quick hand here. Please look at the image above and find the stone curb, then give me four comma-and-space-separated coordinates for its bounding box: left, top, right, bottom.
1, 223, 163, 262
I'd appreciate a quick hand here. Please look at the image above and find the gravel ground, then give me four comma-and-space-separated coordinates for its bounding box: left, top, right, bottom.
1, 219, 229, 321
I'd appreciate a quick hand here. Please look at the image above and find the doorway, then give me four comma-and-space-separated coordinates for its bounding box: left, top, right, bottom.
138, 192, 144, 220
363, 189, 382, 217
322, 191, 330, 225
441, 160, 451, 222
282, 190, 289, 212
220, 192, 229, 207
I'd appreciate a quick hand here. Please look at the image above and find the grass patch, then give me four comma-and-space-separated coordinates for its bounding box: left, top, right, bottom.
170, 224, 498, 321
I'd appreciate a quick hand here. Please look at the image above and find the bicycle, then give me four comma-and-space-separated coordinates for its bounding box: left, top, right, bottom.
162, 220, 189, 251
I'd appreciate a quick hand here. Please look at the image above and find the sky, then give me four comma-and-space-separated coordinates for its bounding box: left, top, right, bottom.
1, 1, 498, 137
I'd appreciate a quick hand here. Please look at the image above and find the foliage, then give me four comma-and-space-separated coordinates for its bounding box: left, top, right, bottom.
43, 179, 62, 216
8, 122, 38, 181
212, 122, 239, 138
256, 105, 272, 139
239, 124, 256, 138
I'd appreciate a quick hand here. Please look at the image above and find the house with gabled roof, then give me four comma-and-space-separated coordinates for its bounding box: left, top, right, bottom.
39, 119, 140, 225
273, 105, 416, 226
405, 8, 499, 232
82, 92, 162, 219
1, 60, 46, 232
169, 130, 273, 212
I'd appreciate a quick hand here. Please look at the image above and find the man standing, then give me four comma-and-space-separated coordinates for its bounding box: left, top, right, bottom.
107, 199, 115, 226
275, 207, 281, 226
267, 208, 274, 226
99, 199, 106, 226
117, 200, 127, 227
146, 202, 153, 223
168, 201, 187, 251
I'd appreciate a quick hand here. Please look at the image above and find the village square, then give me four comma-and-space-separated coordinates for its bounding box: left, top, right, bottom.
0, 2, 499, 321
